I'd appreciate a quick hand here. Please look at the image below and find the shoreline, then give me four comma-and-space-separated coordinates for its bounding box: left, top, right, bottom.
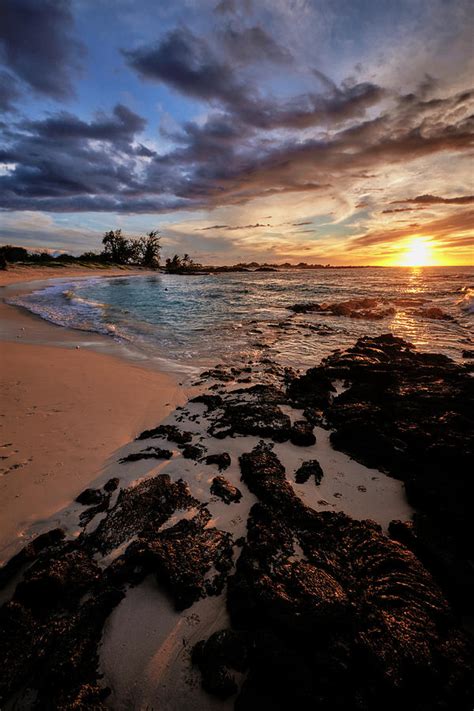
0, 265, 188, 562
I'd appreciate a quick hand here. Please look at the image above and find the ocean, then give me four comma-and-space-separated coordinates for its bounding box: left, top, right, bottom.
8, 266, 474, 372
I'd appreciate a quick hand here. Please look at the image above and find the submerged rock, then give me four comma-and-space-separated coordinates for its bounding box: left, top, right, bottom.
288, 298, 396, 320
415, 306, 454, 321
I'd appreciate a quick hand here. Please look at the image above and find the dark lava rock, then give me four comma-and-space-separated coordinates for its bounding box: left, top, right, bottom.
128, 511, 234, 610
415, 306, 454, 321
103, 476, 120, 492
211, 476, 242, 504
317, 334, 474, 611
462, 349, 474, 358
14, 546, 101, 613
119, 446, 173, 463
0, 584, 123, 708
229, 383, 288, 405
211, 402, 292, 442
205, 452, 231, 471
181, 443, 205, 460
136, 424, 193, 444
88, 474, 198, 553
218, 503, 474, 711
389, 514, 474, 612
290, 419, 316, 446
287, 368, 335, 409
75, 487, 105, 506
0, 528, 65, 590
200, 368, 235, 382
294, 459, 324, 485
193, 629, 249, 699
239, 442, 308, 522
190, 393, 224, 411
288, 298, 396, 320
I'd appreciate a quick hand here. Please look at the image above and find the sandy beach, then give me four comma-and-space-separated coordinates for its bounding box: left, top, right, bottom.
0, 266, 185, 562
0, 265, 472, 710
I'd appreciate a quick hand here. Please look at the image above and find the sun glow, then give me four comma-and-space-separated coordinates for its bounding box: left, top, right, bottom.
398, 237, 436, 267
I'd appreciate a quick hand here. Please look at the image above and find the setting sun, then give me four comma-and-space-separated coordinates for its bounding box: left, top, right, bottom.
398, 237, 437, 267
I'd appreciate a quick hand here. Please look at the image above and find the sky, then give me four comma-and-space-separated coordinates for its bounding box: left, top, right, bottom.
0, 0, 473, 265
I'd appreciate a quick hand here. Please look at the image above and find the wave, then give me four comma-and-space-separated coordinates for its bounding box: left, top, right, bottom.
457, 286, 474, 314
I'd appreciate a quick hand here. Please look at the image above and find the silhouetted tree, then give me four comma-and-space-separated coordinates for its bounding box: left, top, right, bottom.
137, 230, 161, 268
102, 230, 135, 264
164, 253, 201, 273
0, 245, 29, 263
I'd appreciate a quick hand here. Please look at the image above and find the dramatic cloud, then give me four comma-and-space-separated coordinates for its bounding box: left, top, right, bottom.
219, 26, 293, 65
347, 210, 474, 250
0, 71, 20, 113
123, 28, 248, 107
200, 222, 271, 231
0, 1, 473, 262
124, 27, 384, 131
392, 194, 474, 205
0, 0, 84, 100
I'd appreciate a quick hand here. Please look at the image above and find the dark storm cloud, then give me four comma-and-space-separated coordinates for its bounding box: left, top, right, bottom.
23, 104, 146, 145
124, 27, 384, 131
392, 194, 474, 205
123, 28, 249, 106
0, 104, 158, 210
220, 26, 293, 64
0, 71, 20, 113
1, 28, 473, 217
0, 0, 84, 99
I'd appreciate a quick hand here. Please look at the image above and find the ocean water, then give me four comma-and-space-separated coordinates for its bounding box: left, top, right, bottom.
8, 267, 474, 371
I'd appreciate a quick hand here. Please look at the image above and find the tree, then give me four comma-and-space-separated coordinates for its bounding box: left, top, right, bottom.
0, 245, 29, 263
102, 229, 134, 264
137, 230, 161, 269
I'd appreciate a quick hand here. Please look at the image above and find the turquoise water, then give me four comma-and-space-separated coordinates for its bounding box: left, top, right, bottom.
9, 267, 474, 369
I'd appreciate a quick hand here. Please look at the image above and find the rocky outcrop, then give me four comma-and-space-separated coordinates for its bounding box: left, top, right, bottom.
119, 446, 173, 463
210, 402, 292, 442
204, 452, 231, 471
288, 298, 396, 319
294, 459, 324, 484
290, 419, 316, 446
222, 503, 474, 710
135, 424, 193, 444
211, 475, 242, 504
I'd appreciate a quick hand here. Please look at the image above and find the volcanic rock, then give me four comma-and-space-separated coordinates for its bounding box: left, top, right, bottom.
211, 476, 242, 504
